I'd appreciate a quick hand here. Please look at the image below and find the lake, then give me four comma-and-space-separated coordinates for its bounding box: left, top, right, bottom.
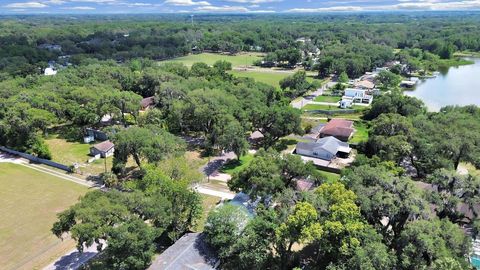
405, 58, 480, 111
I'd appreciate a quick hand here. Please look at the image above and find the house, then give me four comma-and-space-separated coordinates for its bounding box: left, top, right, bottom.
90, 140, 114, 158
148, 233, 218, 270
296, 179, 315, 191
342, 88, 373, 106
140, 96, 155, 111
296, 136, 351, 161
319, 119, 355, 142
44, 67, 57, 76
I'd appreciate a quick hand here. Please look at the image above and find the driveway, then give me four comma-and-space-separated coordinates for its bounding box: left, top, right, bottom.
43, 242, 103, 270
200, 151, 236, 178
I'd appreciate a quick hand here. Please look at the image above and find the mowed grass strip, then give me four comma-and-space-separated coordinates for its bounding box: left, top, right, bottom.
161, 52, 264, 67
0, 163, 88, 270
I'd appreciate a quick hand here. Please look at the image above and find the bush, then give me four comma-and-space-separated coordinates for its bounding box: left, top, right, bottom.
29, 138, 52, 160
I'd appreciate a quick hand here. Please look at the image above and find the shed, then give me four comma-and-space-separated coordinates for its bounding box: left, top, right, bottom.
90, 140, 114, 158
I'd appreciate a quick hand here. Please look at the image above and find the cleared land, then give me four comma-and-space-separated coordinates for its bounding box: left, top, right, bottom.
0, 163, 87, 270
161, 52, 264, 67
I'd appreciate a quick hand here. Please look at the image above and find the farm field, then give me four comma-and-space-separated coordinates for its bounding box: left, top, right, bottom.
160, 52, 264, 67
0, 163, 88, 270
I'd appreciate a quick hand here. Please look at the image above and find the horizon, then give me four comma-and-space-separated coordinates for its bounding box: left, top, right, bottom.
3, 0, 480, 14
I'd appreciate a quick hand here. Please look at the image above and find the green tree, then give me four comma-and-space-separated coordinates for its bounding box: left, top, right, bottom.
396, 219, 470, 269
113, 126, 185, 169
376, 70, 402, 90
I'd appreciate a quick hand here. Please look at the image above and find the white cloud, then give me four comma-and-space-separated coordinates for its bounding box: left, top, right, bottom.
44, 0, 66, 4
5, 2, 48, 8
62, 6, 96, 9
194, 5, 249, 12
287, 6, 363, 12
164, 0, 211, 6
224, 0, 282, 3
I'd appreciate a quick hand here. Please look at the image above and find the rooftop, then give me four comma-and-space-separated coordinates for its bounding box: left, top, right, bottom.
92, 140, 114, 153
148, 233, 217, 270
320, 119, 354, 139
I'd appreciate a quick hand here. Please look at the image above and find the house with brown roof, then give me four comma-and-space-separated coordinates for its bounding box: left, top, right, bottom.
90, 140, 115, 158
319, 119, 354, 142
140, 96, 155, 111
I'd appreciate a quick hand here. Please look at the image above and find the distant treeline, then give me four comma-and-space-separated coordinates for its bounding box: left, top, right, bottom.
1, 12, 480, 77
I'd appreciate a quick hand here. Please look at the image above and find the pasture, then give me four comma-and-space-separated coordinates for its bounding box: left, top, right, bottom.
0, 163, 87, 270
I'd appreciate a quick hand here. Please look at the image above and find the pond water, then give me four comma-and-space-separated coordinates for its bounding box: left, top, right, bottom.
405, 58, 480, 111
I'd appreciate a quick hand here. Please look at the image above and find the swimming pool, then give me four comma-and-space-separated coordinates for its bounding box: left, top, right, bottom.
471, 256, 480, 269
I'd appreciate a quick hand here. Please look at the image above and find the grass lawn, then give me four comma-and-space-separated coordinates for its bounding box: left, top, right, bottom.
193, 195, 220, 232
229, 70, 290, 88
313, 95, 341, 103
304, 104, 368, 111
45, 135, 113, 177
350, 121, 369, 144
161, 52, 264, 67
318, 170, 341, 183
0, 163, 88, 270
220, 154, 254, 175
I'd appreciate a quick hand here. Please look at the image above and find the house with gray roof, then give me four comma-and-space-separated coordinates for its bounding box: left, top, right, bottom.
148, 233, 218, 270
295, 136, 351, 161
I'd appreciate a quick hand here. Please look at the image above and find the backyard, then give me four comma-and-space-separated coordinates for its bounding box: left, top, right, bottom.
0, 163, 88, 270
350, 121, 370, 144
45, 135, 113, 177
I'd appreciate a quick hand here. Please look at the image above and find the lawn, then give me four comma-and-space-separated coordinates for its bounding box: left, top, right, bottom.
313, 95, 341, 103
318, 170, 341, 183
220, 154, 254, 175
161, 52, 265, 67
303, 104, 368, 111
350, 121, 369, 144
45, 135, 113, 177
229, 70, 290, 88
0, 163, 88, 270
193, 195, 220, 232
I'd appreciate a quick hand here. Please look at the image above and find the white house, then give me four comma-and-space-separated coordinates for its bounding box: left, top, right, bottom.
90, 140, 115, 158
341, 88, 373, 106
44, 67, 57, 76
295, 136, 351, 161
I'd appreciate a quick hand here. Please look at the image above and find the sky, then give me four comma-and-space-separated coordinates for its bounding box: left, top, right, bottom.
2, 0, 480, 14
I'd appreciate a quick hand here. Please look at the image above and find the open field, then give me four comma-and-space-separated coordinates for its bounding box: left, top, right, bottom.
230, 69, 324, 88
229, 70, 290, 87
318, 170, 341, 183
160, 52, 264, 67
0, 163, 88, 270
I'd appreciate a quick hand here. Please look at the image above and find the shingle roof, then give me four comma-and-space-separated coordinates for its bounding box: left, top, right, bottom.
148, 233, 217, 270
140, 96, 155, 109
92, 140, 114, 153
320, 119, 354, 139
297, 136, 350, 155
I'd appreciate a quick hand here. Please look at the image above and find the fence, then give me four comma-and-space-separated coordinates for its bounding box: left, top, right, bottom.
0, 146, 72, 172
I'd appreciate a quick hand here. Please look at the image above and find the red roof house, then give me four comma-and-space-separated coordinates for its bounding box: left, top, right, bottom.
319, 119, 354, 142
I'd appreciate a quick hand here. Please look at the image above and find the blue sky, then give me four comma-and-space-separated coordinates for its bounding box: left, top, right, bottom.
2, 0, 480, 14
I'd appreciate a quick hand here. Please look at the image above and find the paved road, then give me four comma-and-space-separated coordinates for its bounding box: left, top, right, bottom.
194, 185, 235, 199
290, 85, 326, 109
200, 151, 236, 177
